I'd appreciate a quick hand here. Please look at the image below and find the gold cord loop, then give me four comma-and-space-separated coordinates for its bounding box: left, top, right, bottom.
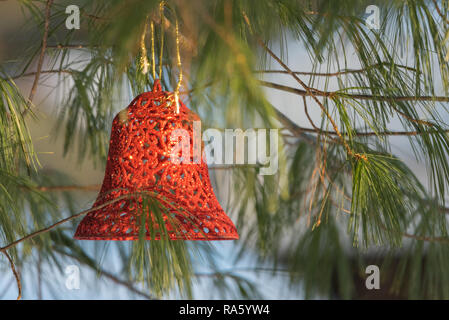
151, 21, 156, 79
139, 17, 150, 74
159, 1, 165, 80
140, 4, 182, 115
174, 15, 182, 114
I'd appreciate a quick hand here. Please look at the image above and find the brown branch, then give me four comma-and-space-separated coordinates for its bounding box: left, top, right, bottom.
10, 69, 73, 80
301, 96, 341, 144
263, 80, 442, 129
432, 0, 449, 24
273, 108, 317, 144
287, 122, 449, 137
2, 251, 22, 300
260, 80, 449, 103
81, 11, 107, 21
0, 192, 155, 253
23, 0, 53, 118
273, 103, 446, 140
303, 96, 320, 131
402, 232, 449, 243
47, 44, 90, 49
391, 105, 435, 127
33, 184, 100, 192
379, 220, 449, 244
54, 248, 154, 300
256, 63, 418, 77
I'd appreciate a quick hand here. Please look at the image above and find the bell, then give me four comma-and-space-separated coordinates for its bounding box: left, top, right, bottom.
74, 80, 238, 240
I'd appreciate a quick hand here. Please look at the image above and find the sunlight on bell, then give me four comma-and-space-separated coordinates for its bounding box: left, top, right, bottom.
73, 80, 238, 241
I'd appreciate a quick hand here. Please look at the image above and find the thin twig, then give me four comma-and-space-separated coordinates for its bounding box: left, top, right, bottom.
264, 80, 442, 129
55, 248, 154, 300
288, 122, 449, 137
23, 0, 53, 118
0, 192, 152, 253
273, 108, 316, 144
300, 97, 340, 143
432, 0, 449, 24
2, 251, 22, 300
303, 96, 320, 131
256, 63, 418, 77
10, 69, 73, 80
47, 44, 90, 49
81, 11, 107, 21
260, 80, 449, 103
402, 232, 449, 243
379, 221, 449, 244
33, 184, 100, 192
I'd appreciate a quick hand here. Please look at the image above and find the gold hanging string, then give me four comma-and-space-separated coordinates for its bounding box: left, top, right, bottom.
139, 17, 150, 75
150, 21, 156, 79
159, 1, 165, 80
174, 15, 182, 114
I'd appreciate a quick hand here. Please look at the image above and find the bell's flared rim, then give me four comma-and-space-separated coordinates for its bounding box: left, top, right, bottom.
74, 198, 239, 241
73, 234, 239, 241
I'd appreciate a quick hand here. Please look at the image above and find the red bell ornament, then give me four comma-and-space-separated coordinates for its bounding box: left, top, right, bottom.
74, 80, 238, 240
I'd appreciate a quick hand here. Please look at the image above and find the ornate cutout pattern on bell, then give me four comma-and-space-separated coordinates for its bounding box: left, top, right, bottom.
74, 80, 238, 240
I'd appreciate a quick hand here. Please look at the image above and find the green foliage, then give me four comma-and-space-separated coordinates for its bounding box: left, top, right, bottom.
1, 0, 449, 299
0, 76, 37, 172
350, 152, 424, 247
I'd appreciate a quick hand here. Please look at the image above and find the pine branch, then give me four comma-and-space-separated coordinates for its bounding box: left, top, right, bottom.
402, 232, 449, 243
303, 96, 319, 131
260, 80, 449, 103
7, 73, 448, 138
13, 69, 445, 138
256, 63, 418, 77
0, 192, 157, 253
194, 267, 297, 280
0, 191, 189, 299
285, 121, 449, 137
